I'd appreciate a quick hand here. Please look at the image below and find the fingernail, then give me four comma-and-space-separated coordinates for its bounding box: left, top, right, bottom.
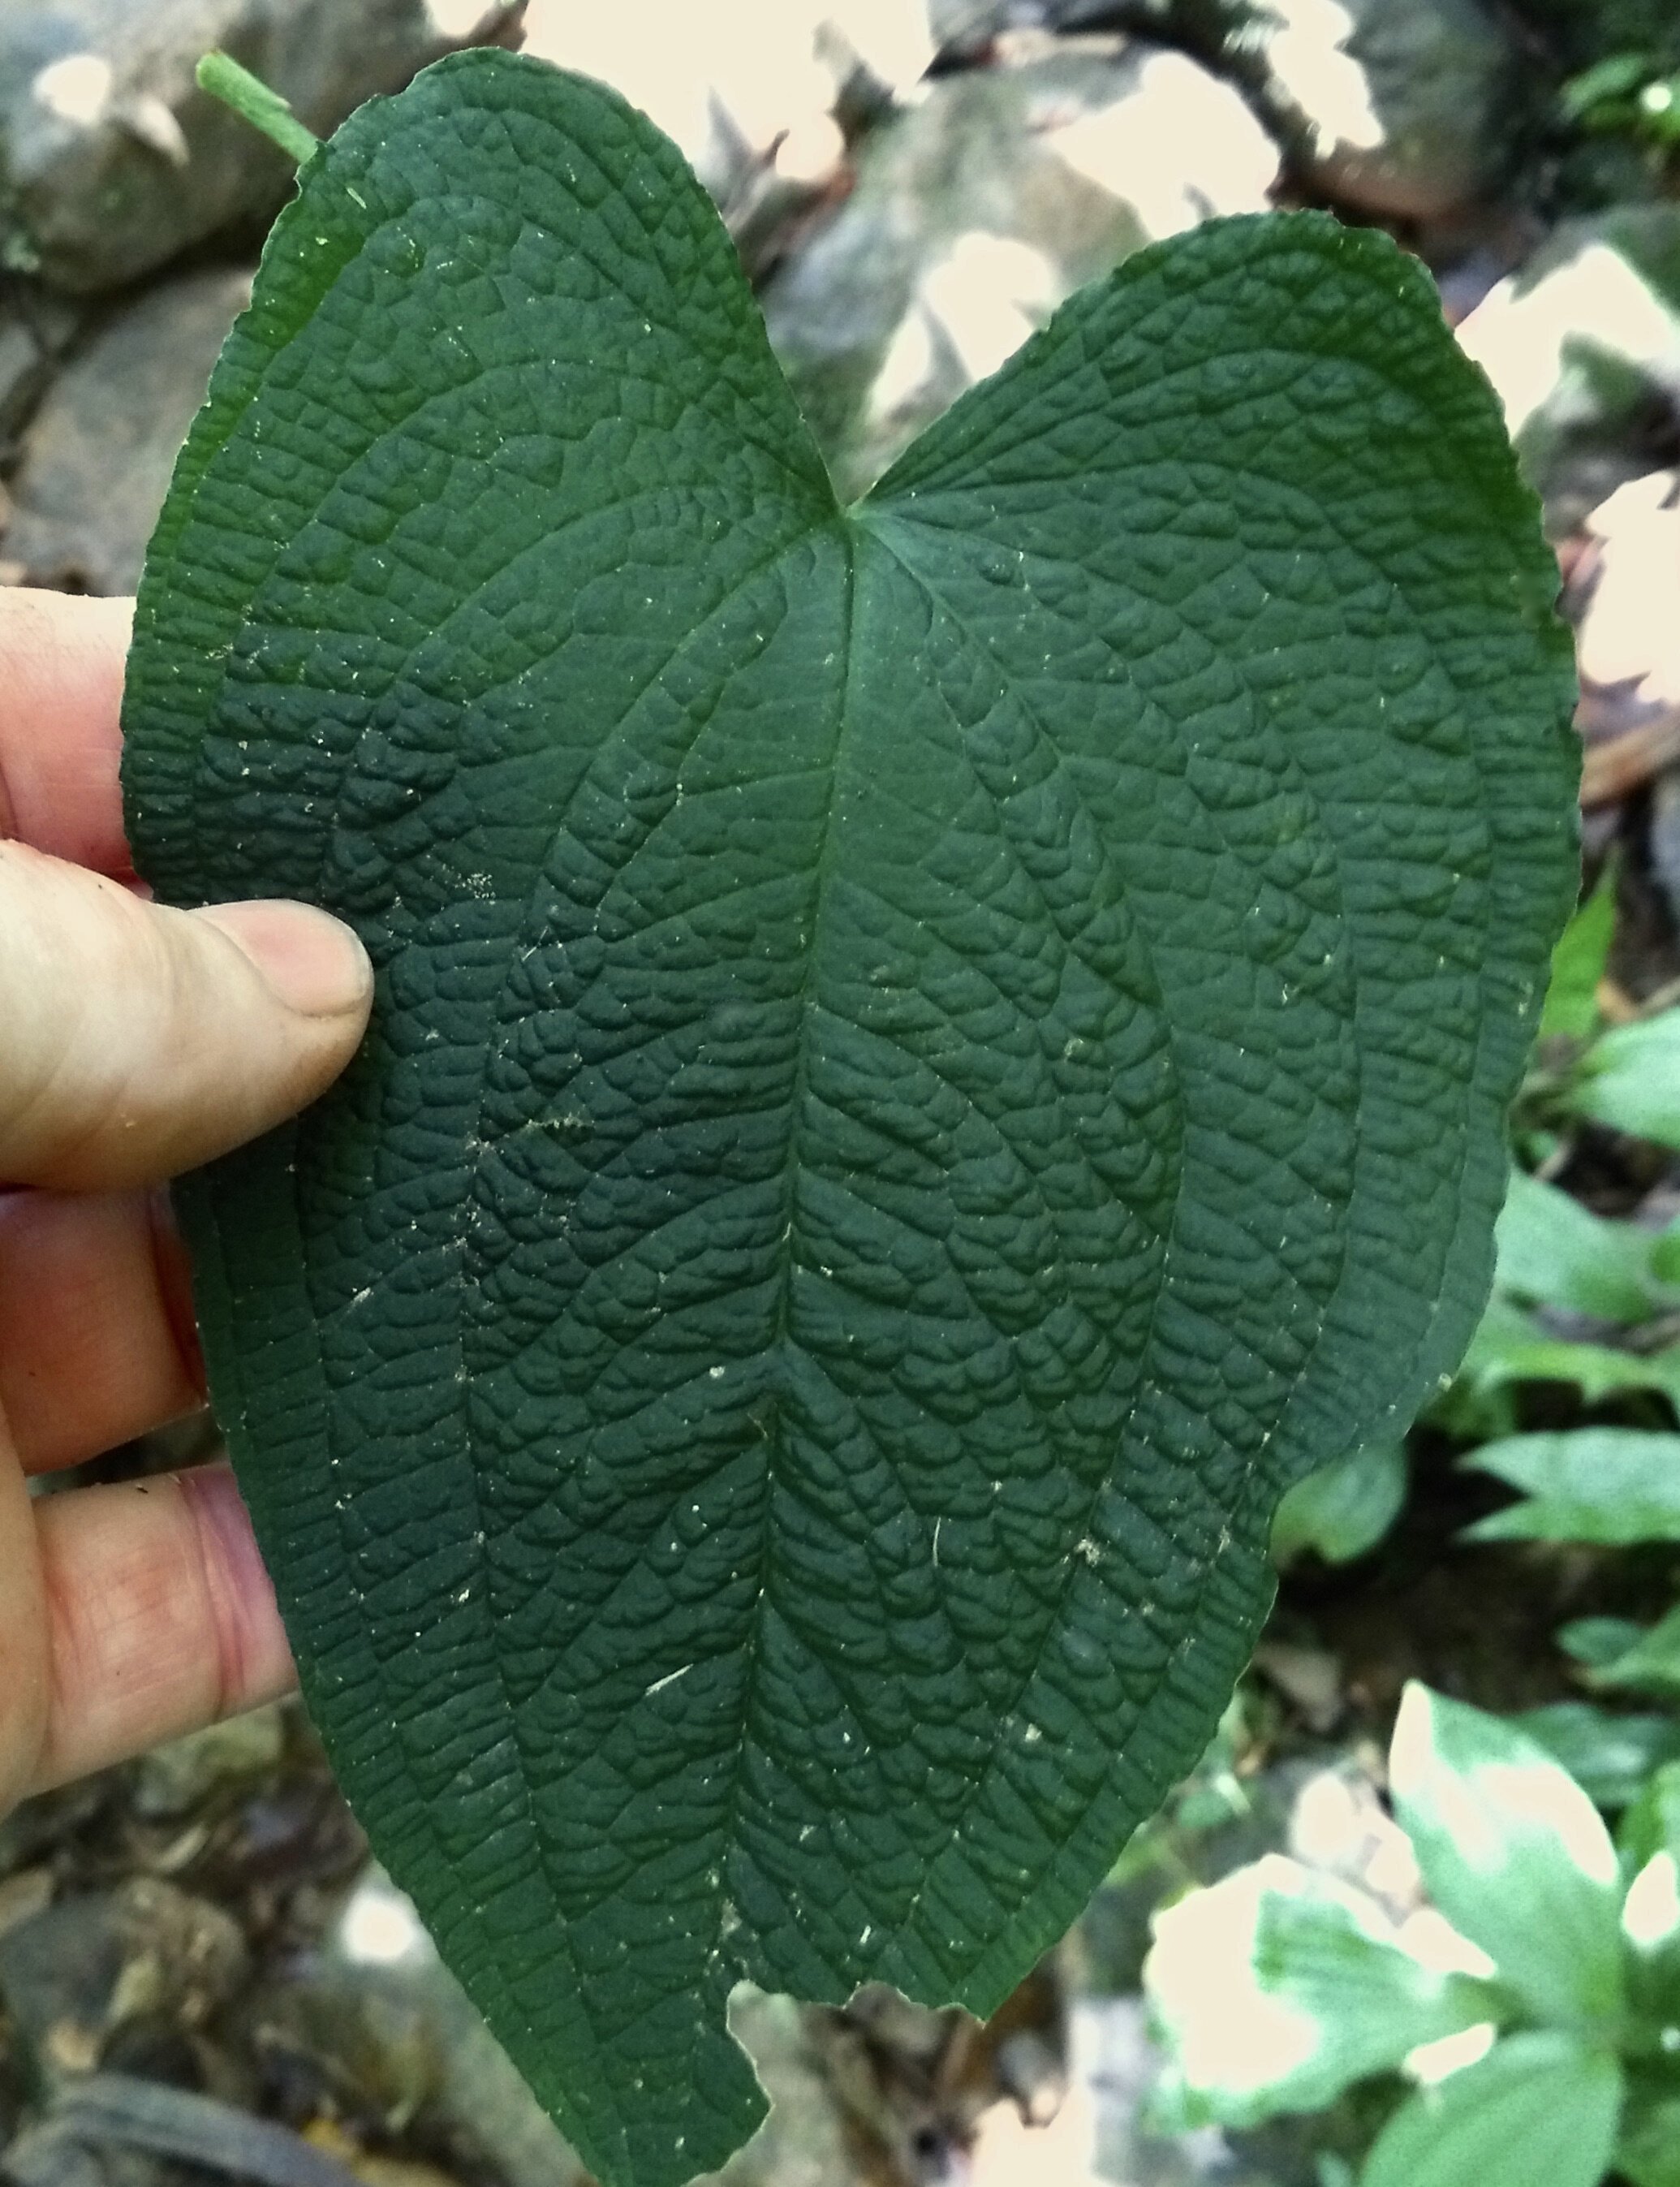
195, 899, 373, 1018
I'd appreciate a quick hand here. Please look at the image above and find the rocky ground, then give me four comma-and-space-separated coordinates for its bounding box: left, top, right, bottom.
4, 2, 1680, 2184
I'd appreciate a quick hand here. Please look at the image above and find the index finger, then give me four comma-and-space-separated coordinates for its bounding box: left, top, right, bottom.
0, 590, 135, 874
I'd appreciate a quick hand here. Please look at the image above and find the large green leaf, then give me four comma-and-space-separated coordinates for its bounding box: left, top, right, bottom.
119, 51, 1577, 2187
1622, 1757, 1680, 1869
1359, 2032, 1622, 2187
1621, 2081, 1680, 2187
1146, 1855, 1501, 2130
1613, 1769, 1680, 2052
1389, 1685, 1625, 2029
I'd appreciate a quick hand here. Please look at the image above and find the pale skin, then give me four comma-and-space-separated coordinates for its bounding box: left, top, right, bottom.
0, 589, 373, 1819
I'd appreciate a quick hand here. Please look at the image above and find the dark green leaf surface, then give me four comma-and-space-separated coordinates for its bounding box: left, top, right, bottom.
121, 52, 1577, 2187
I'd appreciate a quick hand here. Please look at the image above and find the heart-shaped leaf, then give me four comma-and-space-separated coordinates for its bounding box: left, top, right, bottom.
121, 51, 1577, 2187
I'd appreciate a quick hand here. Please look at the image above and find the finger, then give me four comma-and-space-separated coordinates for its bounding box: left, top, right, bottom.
28, 1462, 295, 1797
0, 842, 373, 1192
0, 590, 134, 873
0, 1189, 203, 1475
0, 1445, 50, 1816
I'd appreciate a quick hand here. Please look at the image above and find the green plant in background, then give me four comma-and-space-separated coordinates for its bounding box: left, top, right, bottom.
1563, 52, 1680, 160
1515, 1697, 1680, 1815
1276, 865, 1680, 1573
1462, 1428, 1680, 1546
1523, 861, 1680, 1157
1147, 1684, 1680, 2185
1514, 1421, 1680, 1706
119, 46, 1576, 2187
1272, 1443, 1410, 1570
1458, 1425, 1680, 1780
1104, 1685, 1276, 1901
1441, 872, 1680, 1435
1564, 1610, 1680, 1702
1574, 1010, 1680, 1154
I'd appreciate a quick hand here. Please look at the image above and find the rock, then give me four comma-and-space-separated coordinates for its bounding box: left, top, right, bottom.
929, 1, 1247, 54
0, 0, 522, 294
762, 36, 1278, 498
520, 0, 941, 204
254, 1872, 589, 2187
3, 2119, 200, 2187
1251, 1639, 1345, 1732
802, 1969, 1068, 2185
0, 1776, 110, 1882
0, 1879, 246, 2084
1648, 766, 1680, 930
0, 1869, 54, 1939
0, 318, 38, 446
1563, 470, 1680, 809
705, 1993, 855, 2187
0, 282, 80, 456
131, 1705, 287, 1822
5, 2077, 366, 2187
1504, 0, 1680, 72
5, 264, 251, 593
347, 2163, 464, 2187
1069, 1996, 1287, 2185
267, 1868, 857, 2187
1574, 470, 1680, 709
1240, 0, 1521, 222
1456, 205, 1680, 534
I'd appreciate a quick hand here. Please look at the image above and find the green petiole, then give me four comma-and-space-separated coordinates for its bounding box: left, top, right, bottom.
196, 50, 321, 166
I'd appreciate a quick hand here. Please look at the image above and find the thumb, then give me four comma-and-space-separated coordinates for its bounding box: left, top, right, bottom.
0, 843, 373, 1192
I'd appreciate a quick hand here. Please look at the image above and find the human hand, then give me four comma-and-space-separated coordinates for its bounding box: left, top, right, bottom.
0, 589, 373, 1818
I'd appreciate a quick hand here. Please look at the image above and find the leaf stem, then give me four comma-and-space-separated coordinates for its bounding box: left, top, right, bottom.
196, 51, 320, 166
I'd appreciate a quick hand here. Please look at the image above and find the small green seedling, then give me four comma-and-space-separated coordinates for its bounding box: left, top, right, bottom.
1454, 1426, 1680, 1720
1524, 865, 1680, 1155
1272, 1443, 1409, 1569
1462, 1428, 1680, 1546
1563, 1610, 1680, 1703
1148, 1684, 1680, 2187
1562, 50, 1680, 158
122, 48, 1576, 2187
1437, 872, 1680, 1439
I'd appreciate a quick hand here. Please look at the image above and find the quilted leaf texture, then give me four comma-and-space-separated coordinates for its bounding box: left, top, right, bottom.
122, 51, 1577, 2187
